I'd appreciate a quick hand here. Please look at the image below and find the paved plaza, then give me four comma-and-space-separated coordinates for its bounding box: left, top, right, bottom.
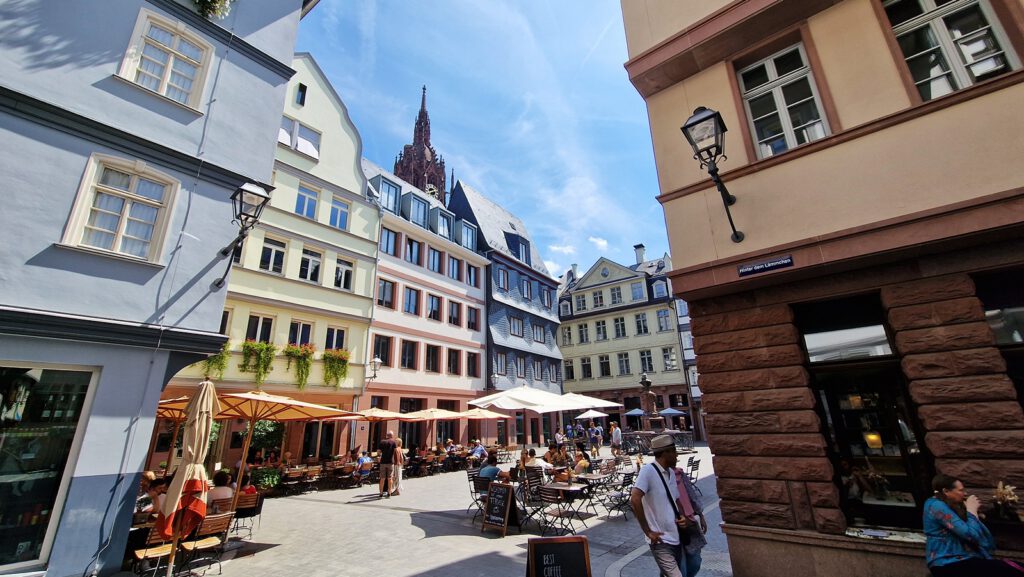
143, 444, 731, 577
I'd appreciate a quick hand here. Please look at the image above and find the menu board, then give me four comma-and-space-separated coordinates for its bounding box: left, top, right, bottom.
527, 536, 591, 577
482, 482, 514, 536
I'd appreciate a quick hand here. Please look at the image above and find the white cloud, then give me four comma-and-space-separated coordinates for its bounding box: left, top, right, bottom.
588, 236, 608, 251
548, 244, 576, 255
544, 261, 564, 276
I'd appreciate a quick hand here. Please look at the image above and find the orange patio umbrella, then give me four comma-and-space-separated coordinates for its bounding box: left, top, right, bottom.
216, 391, 356, 509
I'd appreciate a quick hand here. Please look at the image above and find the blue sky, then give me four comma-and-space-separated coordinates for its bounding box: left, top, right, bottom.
296, 1, 669, 278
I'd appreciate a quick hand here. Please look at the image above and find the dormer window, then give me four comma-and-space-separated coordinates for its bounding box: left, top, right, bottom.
461, 222, 477, 251
438, 214, 452, 239
559, 301, 570, 317
380, 179, 400, 214
653, 281, 668, 298
410, 197, 428, 228
518, 238, 531, 264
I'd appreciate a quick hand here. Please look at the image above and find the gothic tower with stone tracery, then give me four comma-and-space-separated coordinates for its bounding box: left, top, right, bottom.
394, 86, 446, 203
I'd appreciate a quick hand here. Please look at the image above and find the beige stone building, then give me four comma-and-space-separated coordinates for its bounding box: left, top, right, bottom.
622, 0, 1024, 575
558, 246, 692, 433
161, 53, 379, 468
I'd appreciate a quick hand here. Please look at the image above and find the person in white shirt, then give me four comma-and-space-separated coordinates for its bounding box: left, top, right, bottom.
630, 435, 705, 577
207, 470, 234, 502
610, 422, 623, 457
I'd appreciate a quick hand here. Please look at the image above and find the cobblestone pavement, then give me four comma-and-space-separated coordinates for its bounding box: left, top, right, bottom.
128, 444, 729, 577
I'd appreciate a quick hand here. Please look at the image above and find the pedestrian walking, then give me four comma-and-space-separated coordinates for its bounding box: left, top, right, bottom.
630, 434, 707, 577
378, 430, 396, 499
610, 421, 622, 457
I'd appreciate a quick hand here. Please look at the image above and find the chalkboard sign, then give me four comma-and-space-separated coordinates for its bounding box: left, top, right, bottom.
482, 482, 514, 536
527, 536, 591, 577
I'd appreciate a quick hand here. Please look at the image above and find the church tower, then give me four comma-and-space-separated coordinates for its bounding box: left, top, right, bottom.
394, 86, 447, 203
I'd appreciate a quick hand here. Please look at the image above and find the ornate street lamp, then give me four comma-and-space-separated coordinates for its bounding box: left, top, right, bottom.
368, 356, 383, 381
681, 106, 744, 243
213, 183, 271, 288
489, 372, 499, 390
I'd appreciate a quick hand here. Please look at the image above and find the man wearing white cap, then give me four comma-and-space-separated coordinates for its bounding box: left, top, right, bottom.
630, 434, 706, 576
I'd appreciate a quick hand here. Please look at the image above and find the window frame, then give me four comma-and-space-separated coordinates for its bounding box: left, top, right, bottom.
259, 237, 287, 275
617, 352, 632, 375
295, 183, 319, 220
329, 196, 350, 230
448, 256, 463, 281
467, 307, 480, 331
380, 227, 398, 257
533, 324, 545, 343
516, 357, 526, 378
497, 268, 509, 290
510, 317, 524, 337
117, 9, 213, 110
298, 247, 322, 283
325, 326, 346, 351
377, 278, 396, 309
425, 344, 441, 373
379, 179, 401, 214
737, 42, 831, 159
533, 360, 543, 381
447, 348, 461, 375
288, 319, 313, 346
461, 222, 477, 251
496, 352, 507, 375
521, 277, 533, 300
278, 115, 322, 160
374, 334, 393, 367
595, 320, 608, 341
334, 258, 354, 291
448, 301, 462, 326
635, 313, 650, 335
883, 0, 1020, 103
610, 287, 623, 305
403, 286, 421, 316
592, 290, 605, 308
578, 323, 590, 343
63, 154, 179, 263
657, 309, 673, 332
427, 247, 444, 274
575, 294, 587, 312
562, 326, 573, 346
640, 349, 655, 373
630, 282, 644, 301
410, 197, 429, 228
564, 359, 575, 381
246, 314, 274, 343
467, 265, 479, 288
662, 346, 679, 371
580, 357, 593, 379
427, 294, 443, 322
614, 317, 627, 339
400, 340, 419, 370
405, 237, 423, 266
559, 301, 571, 317
467, 352, 481, 378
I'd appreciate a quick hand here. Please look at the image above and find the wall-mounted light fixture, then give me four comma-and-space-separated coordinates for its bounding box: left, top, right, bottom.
681, 106, 744, 243
368, 356, 383, 381
214, 183, 271, 288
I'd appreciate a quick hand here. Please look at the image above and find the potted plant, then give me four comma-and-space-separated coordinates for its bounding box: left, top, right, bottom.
250, 467, 280, 492
192, 0, 235, 19
240, 340, 276, 386
200, 342, 230, 380
322, 348, 350, 388
993, 481, 1021, 521
283, 343, 315, 389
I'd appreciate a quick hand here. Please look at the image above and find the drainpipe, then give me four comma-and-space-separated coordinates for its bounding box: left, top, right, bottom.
351, 181, 385, 451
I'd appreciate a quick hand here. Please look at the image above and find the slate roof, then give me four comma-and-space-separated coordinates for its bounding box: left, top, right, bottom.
449, 180, 556, 281
488, 326, 563, 360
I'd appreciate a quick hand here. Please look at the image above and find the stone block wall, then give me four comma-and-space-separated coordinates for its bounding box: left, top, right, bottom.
883, 273, 1024, 494
692, 304, 846, 534
688, 244, 1024, 541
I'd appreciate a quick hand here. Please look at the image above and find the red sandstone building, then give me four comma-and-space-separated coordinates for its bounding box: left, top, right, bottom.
622, 0, 1024, 575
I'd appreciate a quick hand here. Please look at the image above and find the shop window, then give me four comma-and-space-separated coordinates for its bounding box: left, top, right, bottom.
974, 268, 1024, 405
794, 294, 930, 530
0, 367, 92, 571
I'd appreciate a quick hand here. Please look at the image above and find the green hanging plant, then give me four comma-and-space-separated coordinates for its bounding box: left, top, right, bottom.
283, 343, 315, 389
192, 0, 235, 19
199, 342, 230, 379
321, 348, 350, 389
240, 340, 277, 386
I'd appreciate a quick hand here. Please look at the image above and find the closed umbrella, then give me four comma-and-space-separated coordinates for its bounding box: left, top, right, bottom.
216, 390, 356, 510
155, 380, 219, 576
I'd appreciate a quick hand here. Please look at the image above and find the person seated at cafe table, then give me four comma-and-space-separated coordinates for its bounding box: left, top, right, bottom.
469, 440, 488, 461
208, 470, 234, 502
549, 446, 569, 468
277, 451, 295, 472
527, 448, 553, 470
236, 473, 258, 495
573, 449, 590, 476
434, 442, 446, 456
479, 453, 510, 482
353, 451, 374, 485
140, 478, 168, 513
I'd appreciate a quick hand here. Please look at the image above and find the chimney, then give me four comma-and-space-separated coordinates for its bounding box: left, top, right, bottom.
633, 243, 646, 264
571, 263, 578, 279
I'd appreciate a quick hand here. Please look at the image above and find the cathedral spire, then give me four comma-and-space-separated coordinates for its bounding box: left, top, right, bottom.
394, 85, 446, 202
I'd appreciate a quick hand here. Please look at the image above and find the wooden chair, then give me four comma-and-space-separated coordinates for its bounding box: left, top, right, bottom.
208, 498, 234, 514
132, 527, 173, 576
300, 465, 322, 493
337, 463, 357, 488
179, 512, 235, 574
353, 461, 374, 487
279, 468, 305, 496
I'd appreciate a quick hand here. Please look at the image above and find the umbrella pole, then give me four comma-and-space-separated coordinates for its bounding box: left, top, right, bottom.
165, 513, 182, 577
167, 420, 181, 477
231, 417, 255, 512
145, 418, 161, 472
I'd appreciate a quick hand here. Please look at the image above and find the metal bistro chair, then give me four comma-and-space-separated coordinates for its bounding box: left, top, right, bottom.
687, 459, 702, 495
471, 476, 492, 523
231, 492, 263, 539
538, 486, 575, 536
601, 471, 636, 521
179, 512, 235, 575
279, 468, 306, 496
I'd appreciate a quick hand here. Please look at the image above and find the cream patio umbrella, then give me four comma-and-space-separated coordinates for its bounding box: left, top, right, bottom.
155, 380, 220, 576
402, 407, 461, 447
561, 392, 623, 409
216, 390, 356, 510
458, 407, 509, 444
575, 409, 609, 420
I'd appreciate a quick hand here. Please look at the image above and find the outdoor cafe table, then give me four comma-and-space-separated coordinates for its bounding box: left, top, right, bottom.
545, 481, 592, 530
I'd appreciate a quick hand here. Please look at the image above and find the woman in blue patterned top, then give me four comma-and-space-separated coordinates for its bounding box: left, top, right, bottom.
923, 474, 1022, 576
